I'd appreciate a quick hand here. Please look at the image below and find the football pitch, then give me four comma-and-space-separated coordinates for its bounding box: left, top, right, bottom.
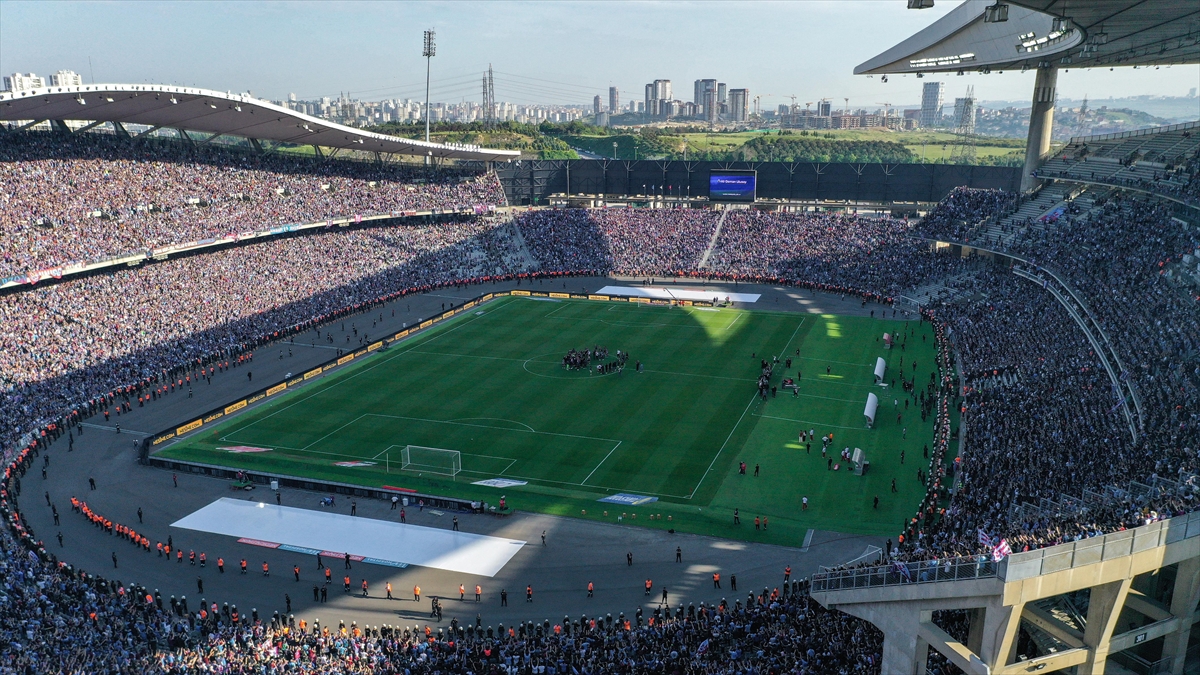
159, 295, 944, 543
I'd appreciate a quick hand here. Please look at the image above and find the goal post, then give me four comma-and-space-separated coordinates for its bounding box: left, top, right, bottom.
399, 445, 462, 477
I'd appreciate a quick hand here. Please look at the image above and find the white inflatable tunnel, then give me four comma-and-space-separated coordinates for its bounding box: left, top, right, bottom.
874, 357, 887, 384
864, 392, 879, 428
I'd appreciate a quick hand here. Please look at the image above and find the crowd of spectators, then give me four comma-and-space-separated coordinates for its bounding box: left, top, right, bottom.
0, 475, 880, 675
2, 136, 1198, 670
913, 187, 1017, 243
0, 131, 507, 276
514, 207, 970, 300
0, 218, 530, 457
514, 208, 719, 277
705, 210, 967, 298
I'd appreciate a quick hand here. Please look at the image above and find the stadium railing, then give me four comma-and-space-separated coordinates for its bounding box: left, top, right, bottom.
813, 508, 1200, 594
811, 556, 998, 592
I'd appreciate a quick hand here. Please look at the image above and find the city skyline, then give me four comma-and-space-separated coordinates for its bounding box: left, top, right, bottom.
2, 0, 1196, 111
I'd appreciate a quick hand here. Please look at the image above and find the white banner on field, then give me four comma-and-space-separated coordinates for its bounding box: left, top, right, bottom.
597, 286, 761, 303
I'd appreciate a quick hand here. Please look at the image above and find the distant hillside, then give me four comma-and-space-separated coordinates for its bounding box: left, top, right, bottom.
372, 121, 578, 159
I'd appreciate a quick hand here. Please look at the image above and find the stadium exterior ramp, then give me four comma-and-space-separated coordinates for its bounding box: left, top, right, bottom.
0, 83, 520, 162
811, 512, 1200, 674
856, 0, 1200, 191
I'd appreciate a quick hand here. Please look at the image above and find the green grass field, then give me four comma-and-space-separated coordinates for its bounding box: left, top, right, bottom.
159, 296, 943, 544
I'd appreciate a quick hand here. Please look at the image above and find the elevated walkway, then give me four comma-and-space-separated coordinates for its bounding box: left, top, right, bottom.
812, 510, 1200, 674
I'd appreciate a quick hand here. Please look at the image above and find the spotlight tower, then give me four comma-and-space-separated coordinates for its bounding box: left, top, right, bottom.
423, 29, 436, 145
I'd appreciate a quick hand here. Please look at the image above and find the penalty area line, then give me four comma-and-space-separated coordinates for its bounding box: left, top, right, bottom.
580, 441, 622, 486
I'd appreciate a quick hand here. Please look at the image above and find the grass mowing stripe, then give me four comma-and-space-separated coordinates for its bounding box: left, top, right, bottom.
225, 298, 516, 439
686, 317, 807, 499
160, 299, 939, 540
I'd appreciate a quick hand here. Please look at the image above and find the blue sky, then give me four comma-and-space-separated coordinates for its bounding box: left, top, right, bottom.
1, 1, 1195, 109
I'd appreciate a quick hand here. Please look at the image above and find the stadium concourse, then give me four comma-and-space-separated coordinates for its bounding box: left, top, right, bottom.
2, 129, 1199, 672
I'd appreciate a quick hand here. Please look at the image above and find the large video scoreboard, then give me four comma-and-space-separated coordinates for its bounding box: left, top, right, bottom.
708, 170, 757, 202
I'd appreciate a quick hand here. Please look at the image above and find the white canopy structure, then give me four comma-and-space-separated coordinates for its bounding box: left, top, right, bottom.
875, 357, 888, 384
865, 393, 880, 428
0, 83, 520, 162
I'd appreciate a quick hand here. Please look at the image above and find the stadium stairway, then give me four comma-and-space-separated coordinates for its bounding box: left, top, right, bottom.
964, 185, 1072, 249
505, 218, 541, 271
697, 209, 730, 270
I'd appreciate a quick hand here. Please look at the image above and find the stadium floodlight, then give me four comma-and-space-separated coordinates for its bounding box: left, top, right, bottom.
423, 29, 436, 147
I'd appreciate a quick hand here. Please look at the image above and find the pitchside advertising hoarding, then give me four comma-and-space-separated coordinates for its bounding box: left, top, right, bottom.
708, 170, 756, 202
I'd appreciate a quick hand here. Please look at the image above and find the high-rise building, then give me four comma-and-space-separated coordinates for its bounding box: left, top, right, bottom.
593, 95, 602, 115
608, 87, 619, 115
817, 100, 832, 117
653, 79, 671, 101
920, 81, 945, 128
3, 72, 45, 92
50, 70, 82, 87
717, 83, 727, 105
694, 79, 717, 106
728, 89, 749, 122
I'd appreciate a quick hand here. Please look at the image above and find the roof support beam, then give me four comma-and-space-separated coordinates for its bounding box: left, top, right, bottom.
73, 120, 107, 134
50, 120, 72, 134
250, 138, 264, 154
136, 124, 163, 138
178, 129, 195, 146
11, 119, 47, 132
199, 132, 224, 146
112, 121, 130, 138
312, 145, 324, 159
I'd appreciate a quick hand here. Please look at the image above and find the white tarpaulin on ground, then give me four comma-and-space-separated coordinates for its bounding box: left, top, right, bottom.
172, 498, 525, 577
864, 393, 879, 428
596, 286, 761, 303
874, 357, 887, 384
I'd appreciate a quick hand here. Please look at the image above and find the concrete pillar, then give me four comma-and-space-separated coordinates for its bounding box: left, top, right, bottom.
967, 607, 986, 655
844, 605, 926, 674
980, 601, 1023, 671
1020, 65, 1058, 192
1082, 578, 1133, 674
1166, 558, 1200, 675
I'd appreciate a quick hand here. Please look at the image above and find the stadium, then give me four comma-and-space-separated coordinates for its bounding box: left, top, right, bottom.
0, 1, 1197, 673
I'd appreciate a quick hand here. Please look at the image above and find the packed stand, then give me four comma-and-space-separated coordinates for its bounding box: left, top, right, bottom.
914, 187, 1018, 243
0, 131, 507, 276
515, 207, 718, 276
705, 210, 968, 298
1012, 194, 1199, 488
898, 270, 1132, 561
516, 207, 968, 302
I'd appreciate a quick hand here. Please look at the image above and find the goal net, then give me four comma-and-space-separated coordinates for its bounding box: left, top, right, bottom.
399, 445, 462, 477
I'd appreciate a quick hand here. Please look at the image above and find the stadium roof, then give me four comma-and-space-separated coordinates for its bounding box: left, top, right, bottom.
0, 83, 520, 162
856, 0, 1200, 75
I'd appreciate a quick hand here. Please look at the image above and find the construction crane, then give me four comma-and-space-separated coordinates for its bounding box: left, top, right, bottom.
875, 101, 893, 119
789, 95, 798, 113
818, 97, 831, 115
804, 101, 812, 113
753, 95, 761, 117
843, 98, 850, 115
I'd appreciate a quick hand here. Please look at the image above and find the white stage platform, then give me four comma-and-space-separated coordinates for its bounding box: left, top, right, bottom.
171, 498, 525, 577
597, 285, 761, 303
